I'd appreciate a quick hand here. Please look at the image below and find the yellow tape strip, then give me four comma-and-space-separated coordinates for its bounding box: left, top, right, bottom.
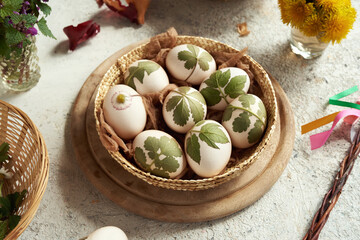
301, 112, 340, 134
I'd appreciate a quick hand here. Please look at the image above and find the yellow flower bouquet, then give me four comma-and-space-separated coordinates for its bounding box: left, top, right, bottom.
278, 0, 356, 44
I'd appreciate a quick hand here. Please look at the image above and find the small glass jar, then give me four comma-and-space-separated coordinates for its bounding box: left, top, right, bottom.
0, 36, 40, 91
290, 27, 329, 59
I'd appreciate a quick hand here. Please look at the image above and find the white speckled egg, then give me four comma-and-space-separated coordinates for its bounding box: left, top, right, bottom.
222, 94, 267, 148
124, 59, 169, 94
166, 44, 216, 85
184, 120, 232, 178
162, 86, 207, 134
87, 226, 128, 240
199, 67, 251, 110
133, 130, 186, 178
103, 84, 147, 140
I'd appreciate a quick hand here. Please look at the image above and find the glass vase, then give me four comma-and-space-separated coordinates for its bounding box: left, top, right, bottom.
0, 36, 40, 91
290, 27, 329, 59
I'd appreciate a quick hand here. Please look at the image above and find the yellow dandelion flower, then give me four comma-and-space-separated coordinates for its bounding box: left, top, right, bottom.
320, 6, 357, 43
300, 13, 322, 37
284, 1, 315, 28
316, 0, 343, 12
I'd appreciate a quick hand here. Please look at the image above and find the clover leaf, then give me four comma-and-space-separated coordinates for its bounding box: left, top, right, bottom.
248, 119, 264, 144
124, 61, 160, 90
178, 44, 212, 71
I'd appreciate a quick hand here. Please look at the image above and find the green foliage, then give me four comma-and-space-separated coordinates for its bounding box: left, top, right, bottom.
248, 119, 264, 144
186, 134, 201, 164
186, 121, 229, 163
233, 112, 251, 133
124, 61, 160, 90
177, 44, 212, 71
238, 94, 256, 108
222, 107, 235, 122
257, 101, 266, 120
200, 70, 247, 107
0, 143, 10, 163
0, 0, 54, 58
135, 136, 182, 178
165, 88, 205, 127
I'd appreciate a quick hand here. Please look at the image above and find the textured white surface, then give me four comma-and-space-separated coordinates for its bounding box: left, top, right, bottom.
1, 0, 360, 239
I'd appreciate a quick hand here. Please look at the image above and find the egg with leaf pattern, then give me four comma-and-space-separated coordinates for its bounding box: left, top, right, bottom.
162, 86, 207, 134
133, 130, 186, 178
184, 120, 232, 178
124, 59, 169, 94
166, 44, 216, 85
199, 67, 250, 110
222, 94, 267, 148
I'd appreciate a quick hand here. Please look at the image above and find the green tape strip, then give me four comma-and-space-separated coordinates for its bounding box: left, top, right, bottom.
329, 86, 360, 109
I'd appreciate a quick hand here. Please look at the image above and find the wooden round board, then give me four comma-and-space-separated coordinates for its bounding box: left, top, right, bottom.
71, 40, 295, 222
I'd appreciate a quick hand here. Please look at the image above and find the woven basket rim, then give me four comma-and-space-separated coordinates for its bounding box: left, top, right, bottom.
94, 35, 278, 191
0, 100, 49, 239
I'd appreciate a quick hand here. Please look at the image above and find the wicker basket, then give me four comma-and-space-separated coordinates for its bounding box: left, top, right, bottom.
0, 100, 49, 239
95, 36, 278, 191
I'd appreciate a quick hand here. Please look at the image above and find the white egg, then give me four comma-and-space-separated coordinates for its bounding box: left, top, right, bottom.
184, 120, 232, 178
103, 84, 147, 140
222, 94, 267, 148
199, 67, 251, 110
162, 86, 207, 134
86, 226, 128, 240
166, 44, 216, 85
133, 130, 186, 178
124, 59, 169, 94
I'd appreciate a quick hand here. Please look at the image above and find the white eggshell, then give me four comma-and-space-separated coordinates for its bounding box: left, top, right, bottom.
87, 226, 128, 240
124, 59, 169, 94
162, 86, 207, 134
199, 67, 251, 110
222, 94, 267, 148
133, 130, 186, 178
166, 44, 216, 85
103, 84, 147, 140
184, 120, 232, 178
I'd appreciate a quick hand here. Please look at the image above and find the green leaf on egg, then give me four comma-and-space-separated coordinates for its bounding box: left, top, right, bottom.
186, 134, 201, 164
238, 94, 256, 108
257, 101, 267, 121
233, 112, 251, 133
198, 123, 229, 149
177, 44, 212, 71
140, 136, 181, 178
166, 88, 205, 126
222, 107, 235, 122
224, 75, 247, 98
200, 87, 221, 106
124, 61, 160, 90
248, 119, 264, 144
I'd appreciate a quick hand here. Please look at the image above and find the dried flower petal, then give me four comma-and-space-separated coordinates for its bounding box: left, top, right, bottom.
237, 22, 250, 37
63, 20, 100, 51
97, 0, 150, 24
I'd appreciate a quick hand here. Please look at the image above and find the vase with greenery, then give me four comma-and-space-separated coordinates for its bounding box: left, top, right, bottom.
0, 0, 55, 91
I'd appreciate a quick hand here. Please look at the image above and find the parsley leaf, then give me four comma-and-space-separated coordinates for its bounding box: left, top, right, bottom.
233, 112, 251, 133
222, 107, 235, 122
224, 75, 247, 98
173, 98, 190, 126
238, 94, 256, 108
125, 61, 160, 90
248, 119, 264, 144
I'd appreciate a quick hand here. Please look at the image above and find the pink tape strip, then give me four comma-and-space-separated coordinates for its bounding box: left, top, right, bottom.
310, 109, 360, 150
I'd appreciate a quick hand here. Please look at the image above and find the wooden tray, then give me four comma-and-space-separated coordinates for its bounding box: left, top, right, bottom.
70, 41, 295, 222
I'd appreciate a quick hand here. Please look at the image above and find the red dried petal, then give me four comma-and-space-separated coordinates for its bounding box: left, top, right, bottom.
63, 20, 100, 51
99, 0, 140, 24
